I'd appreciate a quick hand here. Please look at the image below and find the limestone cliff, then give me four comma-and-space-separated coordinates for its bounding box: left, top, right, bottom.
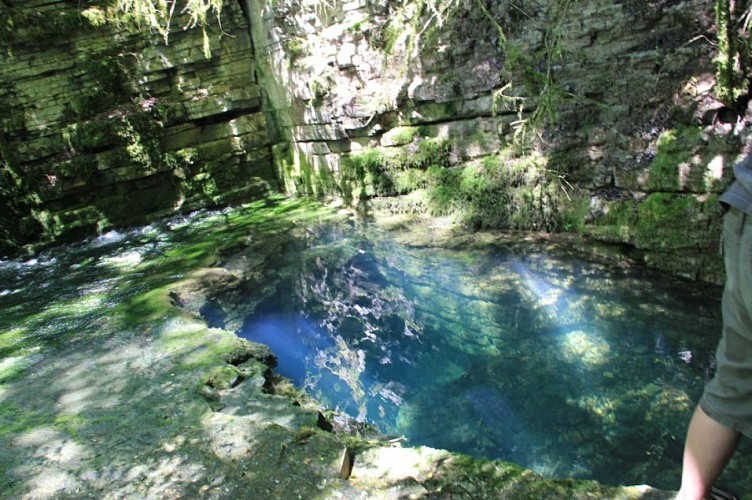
1, 0, 748, 283
248, 0, 743, 283
0, 0, 275, 252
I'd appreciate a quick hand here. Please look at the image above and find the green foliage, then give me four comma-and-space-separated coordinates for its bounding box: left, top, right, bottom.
340, 138, 585, 232
111, 0, 223, 57
385, 126, 420, 146
68, 53, 133, 121
637, 193, 696, 225
408, 138, 452, 169
647, 127, 702, 191
0, 0, 223, 58
339, 138, 451, 204
369, 0, 460, 68
1, 0, 222, 56
423, 150, 583, 231
482, 0, 578, 142
290, 152, 336, 199
590, 191, 724, 255
635, 193, 705, 249
583, 199, 638, 243
0, 162, 41, 254
284, 39, 306, 61
1, 5, 88, 52
308, 78, 330, 105
714, 0, 752, 105
64, 104, 168, 174
0, 128, 41, 254
272, 142, 298, 194
647, 125, 740, 193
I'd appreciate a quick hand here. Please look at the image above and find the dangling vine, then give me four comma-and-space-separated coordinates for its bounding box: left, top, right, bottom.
714, 0, 752, 106
476, 0, 577, 143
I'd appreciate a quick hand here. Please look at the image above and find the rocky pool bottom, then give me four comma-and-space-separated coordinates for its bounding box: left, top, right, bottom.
0, 197, 748, 498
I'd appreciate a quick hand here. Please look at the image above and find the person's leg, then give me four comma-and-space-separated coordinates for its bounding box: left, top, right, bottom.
677, 208, 751, 499
677, 405, 740, 499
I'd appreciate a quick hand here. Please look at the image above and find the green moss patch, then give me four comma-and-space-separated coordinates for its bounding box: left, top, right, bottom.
647, 126, 739, 193
423, 152, 585, 232
635, 193, 719, 250
647, 127, 703, 192
339, 138, 451, 204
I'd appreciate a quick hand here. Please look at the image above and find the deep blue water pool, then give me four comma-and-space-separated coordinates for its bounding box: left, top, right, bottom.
232, 221, 750, 490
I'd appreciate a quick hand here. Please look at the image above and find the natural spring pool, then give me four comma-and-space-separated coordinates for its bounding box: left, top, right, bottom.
0, 201, 749, 492
226, 218, 749, 492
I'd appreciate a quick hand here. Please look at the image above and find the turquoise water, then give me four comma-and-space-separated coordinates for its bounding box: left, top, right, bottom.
228, 220, 750, 490
1, 205, 748, 492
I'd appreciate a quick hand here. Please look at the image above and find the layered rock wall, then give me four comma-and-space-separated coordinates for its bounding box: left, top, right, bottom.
249, 0, 743, 282
1, 0, 745, 282
0, 0, 275, 252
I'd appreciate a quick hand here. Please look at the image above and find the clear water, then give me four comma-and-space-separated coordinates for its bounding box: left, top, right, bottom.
227, 220, 750, 490
1, 204, 749, 492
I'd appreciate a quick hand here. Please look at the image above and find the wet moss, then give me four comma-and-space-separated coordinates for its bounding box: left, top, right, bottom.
339, 138, 451, 203
635, 193, 709, 249
419, 151, 582, 231
584, 199, 639, 244
419, 454, 662, 498
203, 357, 243, 390
647, 127, 703, 192
272, 142, 297, 194
295, 152, 337, 198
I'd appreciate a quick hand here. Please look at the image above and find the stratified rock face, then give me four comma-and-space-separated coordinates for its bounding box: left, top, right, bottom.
0, 0, 276, 251
0, 0, 742, 281
249, 0, 738, 282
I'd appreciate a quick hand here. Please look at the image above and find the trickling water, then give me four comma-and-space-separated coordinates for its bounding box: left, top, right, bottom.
225, 220, 747, 490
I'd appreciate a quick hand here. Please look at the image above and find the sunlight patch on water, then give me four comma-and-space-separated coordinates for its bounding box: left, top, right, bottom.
91, 230, 126, 247
100, 250, 143, 270
167, 209, 227, 232
559, 330, 610, 367
513, 261, 565, 308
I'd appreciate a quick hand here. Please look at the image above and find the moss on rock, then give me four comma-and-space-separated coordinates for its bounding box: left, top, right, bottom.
635, 193, 720, 250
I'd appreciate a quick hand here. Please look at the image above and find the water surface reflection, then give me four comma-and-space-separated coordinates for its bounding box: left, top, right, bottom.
232, 221, 741, 489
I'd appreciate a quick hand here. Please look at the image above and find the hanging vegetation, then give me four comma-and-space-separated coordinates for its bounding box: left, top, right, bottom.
82, 0, 224, 57
714, 0, 752, 106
